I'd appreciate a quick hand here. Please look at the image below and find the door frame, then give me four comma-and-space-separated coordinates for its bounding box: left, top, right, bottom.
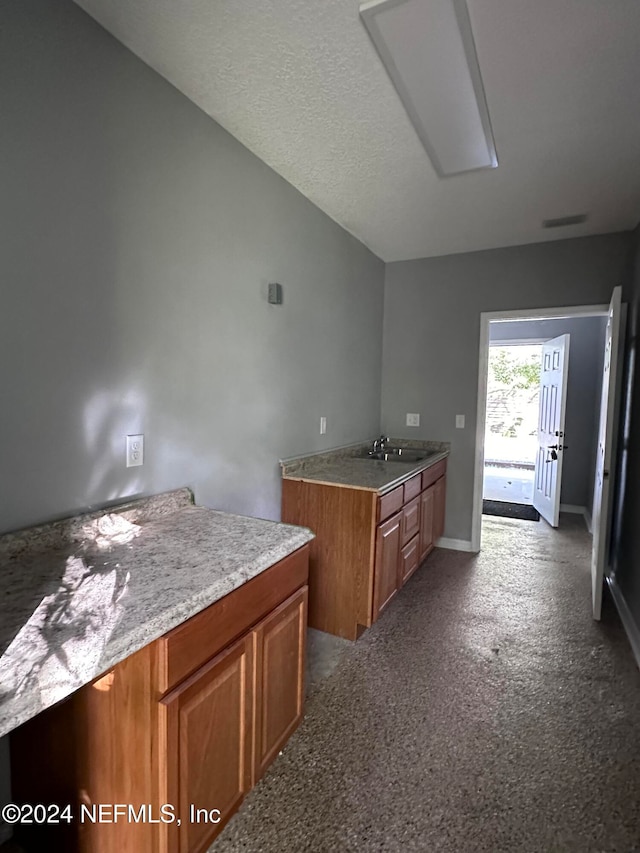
471, 302, 609, 553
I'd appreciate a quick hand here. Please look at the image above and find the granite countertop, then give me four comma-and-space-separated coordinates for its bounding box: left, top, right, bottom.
0, 489, 314, 738
281, 439, 449, 495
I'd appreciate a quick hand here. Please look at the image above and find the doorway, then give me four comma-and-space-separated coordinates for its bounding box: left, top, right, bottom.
482, 342, 542, 510
471, 305, 610, 552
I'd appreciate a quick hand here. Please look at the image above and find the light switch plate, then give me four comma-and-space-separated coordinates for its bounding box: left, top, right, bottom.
406, 413, 420, 427
126, 434, 144, 467
456, 414, 465, 429
320, 416, 327, 435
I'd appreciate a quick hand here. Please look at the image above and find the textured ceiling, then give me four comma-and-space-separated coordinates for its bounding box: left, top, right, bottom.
73, 0, 640, 262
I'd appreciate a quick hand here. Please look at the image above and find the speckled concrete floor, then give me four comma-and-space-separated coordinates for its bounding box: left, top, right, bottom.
212, 515, 640, 853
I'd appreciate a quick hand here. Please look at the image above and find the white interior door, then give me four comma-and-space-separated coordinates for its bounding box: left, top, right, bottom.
533, 334, 570, 527
591, 286, 623, 621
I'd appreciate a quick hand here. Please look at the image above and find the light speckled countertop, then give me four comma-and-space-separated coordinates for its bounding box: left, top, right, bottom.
281, 439, 449, 495
0, 489, 313, 738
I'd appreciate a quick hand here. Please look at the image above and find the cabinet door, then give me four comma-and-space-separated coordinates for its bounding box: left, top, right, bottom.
420, 486, 435, 562
160, 634, 254, 853
400, 534, 420, 586
434, 476, 446, 542
253, 586, 308, 784
373, 511, 401, 621
401, 495, 421, 546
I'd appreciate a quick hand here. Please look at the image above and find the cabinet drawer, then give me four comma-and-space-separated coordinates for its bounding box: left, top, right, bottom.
157, 545, 309, 693
401, 496, 421, 546
422, 459, 447, 491
400, 534, 420, 586
403, 473, 422, 503
378, 485, 403, 523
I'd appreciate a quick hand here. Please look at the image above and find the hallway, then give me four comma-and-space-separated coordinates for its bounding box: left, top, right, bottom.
213, 516, 640, 852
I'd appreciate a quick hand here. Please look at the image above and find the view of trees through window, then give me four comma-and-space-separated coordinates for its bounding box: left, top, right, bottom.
485, 345, 542, 464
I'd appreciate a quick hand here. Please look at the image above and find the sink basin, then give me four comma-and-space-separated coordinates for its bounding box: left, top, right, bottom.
358, 447, 429, 463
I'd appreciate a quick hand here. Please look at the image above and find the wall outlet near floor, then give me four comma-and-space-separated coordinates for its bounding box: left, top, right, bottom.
126, 434, 144, 467
456, 414, 465, 429
320, 416, 327, 435
406, 413, 420, 427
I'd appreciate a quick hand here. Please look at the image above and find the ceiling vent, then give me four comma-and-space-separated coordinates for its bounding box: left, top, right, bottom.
360, 0, 498, 178
542, 214, 589, 229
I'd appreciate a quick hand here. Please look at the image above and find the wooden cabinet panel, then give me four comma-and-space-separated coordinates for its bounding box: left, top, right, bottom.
434, 476, 446, 542
160, 635, 254, 853
420, 486, 435, 562
401, 496, 421, 546
422, 459, 447, 491
11, 644, 161, 853
253, 587, 307, 784
400, 534, 420, 586
373, 511, 401, 620
282, 479, 376, 640
403, 473, 422, 503
378, 485, 403, 523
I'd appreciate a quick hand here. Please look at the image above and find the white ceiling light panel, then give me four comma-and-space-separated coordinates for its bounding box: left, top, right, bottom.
360, 0, 498, 177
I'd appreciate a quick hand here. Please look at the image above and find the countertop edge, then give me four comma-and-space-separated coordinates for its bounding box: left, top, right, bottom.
282, 450, 449, 495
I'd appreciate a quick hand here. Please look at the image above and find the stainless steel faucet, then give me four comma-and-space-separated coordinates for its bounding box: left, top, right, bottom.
372, 434, 388, 453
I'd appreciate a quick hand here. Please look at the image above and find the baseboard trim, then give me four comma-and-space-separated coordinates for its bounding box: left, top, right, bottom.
607, 577, 640, 671
560, 503, 586, 514
436, 537, 476, 552
559, 504, 592, 532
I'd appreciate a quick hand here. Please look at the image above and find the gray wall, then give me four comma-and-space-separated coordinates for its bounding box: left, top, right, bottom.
0, 0, 385, 536
490, 317, 607, 511
381, 234, 630, 543
611, 224, 640, 634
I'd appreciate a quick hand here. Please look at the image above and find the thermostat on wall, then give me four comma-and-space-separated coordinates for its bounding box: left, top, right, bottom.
268, 282, 283, 304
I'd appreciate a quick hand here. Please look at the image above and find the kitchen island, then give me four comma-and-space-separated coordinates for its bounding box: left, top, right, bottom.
1, 488, 314, 852
281, 440, 449, 640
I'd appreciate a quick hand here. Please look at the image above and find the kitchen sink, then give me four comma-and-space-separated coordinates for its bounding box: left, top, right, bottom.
357, 447, 429, 463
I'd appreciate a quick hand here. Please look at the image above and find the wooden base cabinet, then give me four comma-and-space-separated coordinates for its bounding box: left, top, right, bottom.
161, 634, 255, 853
11, 547, 309, 853
282, 460, 447, 641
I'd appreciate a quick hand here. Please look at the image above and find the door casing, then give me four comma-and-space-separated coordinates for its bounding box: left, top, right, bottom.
472, 302, 609, 553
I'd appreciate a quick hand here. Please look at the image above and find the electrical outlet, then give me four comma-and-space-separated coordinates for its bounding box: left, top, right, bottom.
406, 413, 420, 427
320, 416, 327, 435
456, 415, 465, 429
126, 434, 144, 467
